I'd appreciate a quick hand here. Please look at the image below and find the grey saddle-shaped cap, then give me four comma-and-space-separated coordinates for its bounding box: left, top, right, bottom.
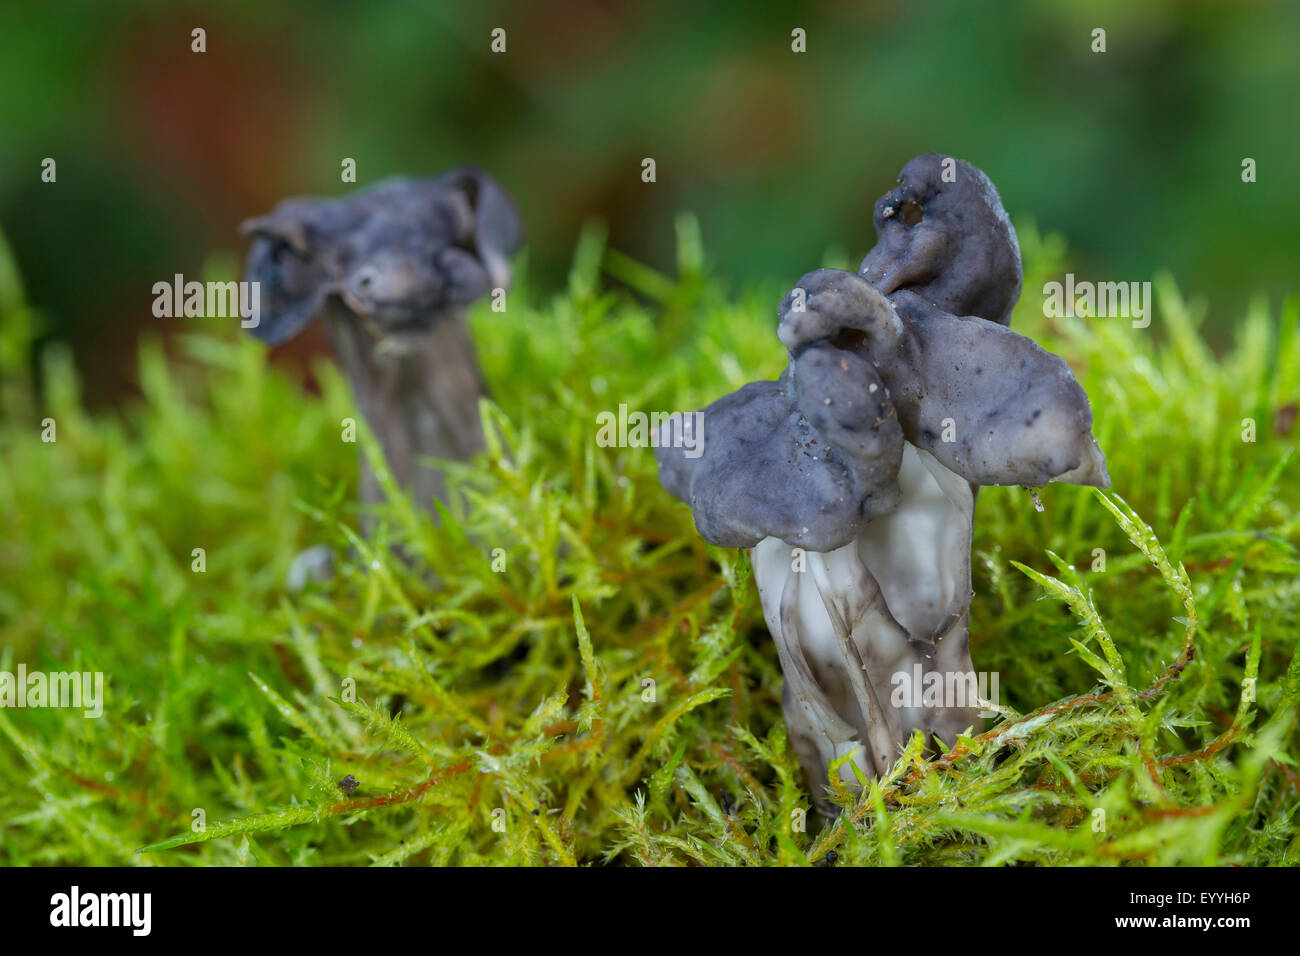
859, 153, 1022, 326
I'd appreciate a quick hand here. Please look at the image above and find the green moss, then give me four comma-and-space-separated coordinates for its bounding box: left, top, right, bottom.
0, 219, 1297, 866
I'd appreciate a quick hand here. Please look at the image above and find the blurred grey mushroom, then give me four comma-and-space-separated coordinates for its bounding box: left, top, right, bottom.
657, 156, 1107, 810
241, 168, 523, 514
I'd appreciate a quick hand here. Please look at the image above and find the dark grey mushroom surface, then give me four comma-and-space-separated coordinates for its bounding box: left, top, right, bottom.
859, 153, 1022, 325
242, 168, 522, 346
660, 265, 1107, 556
240, 168, 523, 514
771, 270, 1109, 490
655, 361, 902, 552
884, 289, 1109, 488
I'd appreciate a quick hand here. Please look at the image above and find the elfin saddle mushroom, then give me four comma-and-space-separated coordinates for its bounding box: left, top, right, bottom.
241, 168, 523, 515
657, 155, 1108, 810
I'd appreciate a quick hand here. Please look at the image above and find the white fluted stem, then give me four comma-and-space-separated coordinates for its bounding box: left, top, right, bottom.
752, 443, 983, 810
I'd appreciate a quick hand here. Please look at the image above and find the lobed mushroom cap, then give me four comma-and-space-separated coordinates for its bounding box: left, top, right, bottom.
658, 267, 1109, 553
240, 168, 523, 346
886, 290, 1109, 488
655, 358, 904, 552
777, 268, 904, 354
859, 153, 1023, 326
658, 158, 1108, 554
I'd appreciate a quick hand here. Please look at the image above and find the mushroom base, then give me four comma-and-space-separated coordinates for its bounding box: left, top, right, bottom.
751, 443, 985, 812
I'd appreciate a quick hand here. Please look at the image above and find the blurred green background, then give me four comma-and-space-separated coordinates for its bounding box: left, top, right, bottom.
1, 0, 1296, 407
